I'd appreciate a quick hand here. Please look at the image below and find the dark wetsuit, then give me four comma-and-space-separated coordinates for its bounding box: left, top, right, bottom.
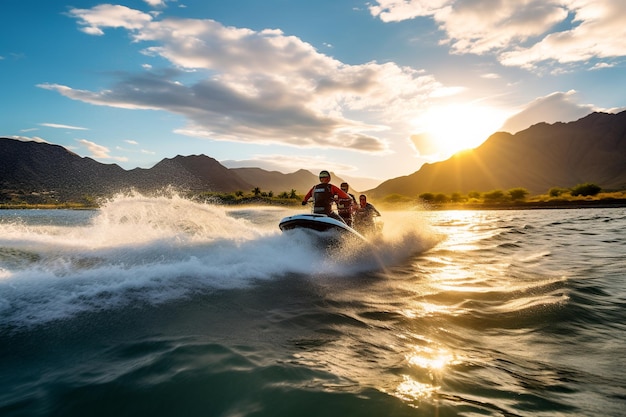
354, 202, 381, 234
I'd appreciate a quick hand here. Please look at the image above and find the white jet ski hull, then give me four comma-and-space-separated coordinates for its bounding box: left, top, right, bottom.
279, 213, 366, 242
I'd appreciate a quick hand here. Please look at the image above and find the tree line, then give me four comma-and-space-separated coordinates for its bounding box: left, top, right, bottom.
382, 182, 606, 206
196, 188, 301, 204
2, 182, 619, 209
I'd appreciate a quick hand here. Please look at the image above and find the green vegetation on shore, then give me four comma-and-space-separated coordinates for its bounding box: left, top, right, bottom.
0, 188, 304, 210
2, 183, 625, 210
194, 188, 302, 206
378, 183, 626, 210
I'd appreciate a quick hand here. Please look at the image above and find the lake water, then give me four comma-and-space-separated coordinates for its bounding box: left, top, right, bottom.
1, 194, 625, 416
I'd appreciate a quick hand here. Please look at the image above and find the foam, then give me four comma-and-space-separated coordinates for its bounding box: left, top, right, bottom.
0, 194, 436, 328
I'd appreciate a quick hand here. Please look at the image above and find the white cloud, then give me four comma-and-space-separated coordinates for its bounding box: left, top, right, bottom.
76, 139, 128, 162
39, 122, 88, 130
500, 1, 626, 69
499, 90, 596, 133
590, 62, 615, 70
144, 0, 167, 7
68, 4, 153, 35
53, 6, 453, 154
369, 0, 449, 22
369, 0, 626, 70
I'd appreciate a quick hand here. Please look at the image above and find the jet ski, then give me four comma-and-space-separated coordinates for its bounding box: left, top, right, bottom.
279, 213, 367, 243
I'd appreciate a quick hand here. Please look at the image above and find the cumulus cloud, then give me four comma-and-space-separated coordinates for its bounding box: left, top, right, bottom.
77, 139, 128, 162
68, 4, 153, 35
369, 0, 626, 70
49, 5, 451, 154
499, 90, 596, 133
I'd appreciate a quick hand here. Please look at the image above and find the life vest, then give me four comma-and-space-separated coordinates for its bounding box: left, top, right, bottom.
313, 183, 333, 215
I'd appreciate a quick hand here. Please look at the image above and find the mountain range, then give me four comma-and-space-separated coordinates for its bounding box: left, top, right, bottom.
1, 110, 625, 204
0, 139, 346, 202
370, 110, 626, 198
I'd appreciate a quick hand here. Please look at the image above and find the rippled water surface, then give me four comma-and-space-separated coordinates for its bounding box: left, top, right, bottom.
1, 196, 625, 416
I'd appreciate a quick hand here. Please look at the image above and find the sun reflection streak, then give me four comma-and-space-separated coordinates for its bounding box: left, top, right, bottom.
408, 346, 456, 371
393, 345, 461, 405
395, 375, 439, 402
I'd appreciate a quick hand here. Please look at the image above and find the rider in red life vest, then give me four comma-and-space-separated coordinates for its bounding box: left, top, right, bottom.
337, 182, 357, 227
302, 170, 352, 223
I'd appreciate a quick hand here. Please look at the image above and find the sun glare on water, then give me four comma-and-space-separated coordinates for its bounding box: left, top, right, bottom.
412, 104, 507, 158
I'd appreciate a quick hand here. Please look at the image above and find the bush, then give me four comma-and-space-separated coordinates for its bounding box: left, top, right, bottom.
434, 193, 448, 203
508, 187, 529, 201
383, 194, 413, 204
548, 187, 568, 197
450, 192, 464, 203
483, 190, 506, 202
571, 183, 601, 197
419, 192, 435, 202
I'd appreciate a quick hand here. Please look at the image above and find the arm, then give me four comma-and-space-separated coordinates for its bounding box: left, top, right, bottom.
330, 185, 351, 200
302, 187, 314, 204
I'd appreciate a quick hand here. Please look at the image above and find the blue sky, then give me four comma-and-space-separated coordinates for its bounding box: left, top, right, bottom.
2, 0, 625, 189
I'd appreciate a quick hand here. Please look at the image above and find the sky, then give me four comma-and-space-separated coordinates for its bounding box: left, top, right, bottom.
2, 0, 625, 189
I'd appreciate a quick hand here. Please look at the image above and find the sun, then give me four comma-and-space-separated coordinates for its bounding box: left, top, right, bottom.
412, 104, 507, 158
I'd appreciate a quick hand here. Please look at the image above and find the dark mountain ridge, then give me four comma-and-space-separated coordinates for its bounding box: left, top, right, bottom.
0, 140, 129, 199
0, 140, 255, 202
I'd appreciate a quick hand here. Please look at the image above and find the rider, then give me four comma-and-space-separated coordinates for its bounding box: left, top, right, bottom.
302, 171, 352, 223
354, 194, 381, 234
337, 182, 357, 227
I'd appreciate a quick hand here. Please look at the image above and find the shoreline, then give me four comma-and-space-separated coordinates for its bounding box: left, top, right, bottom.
427, 198, 626, 211
2, 198, 626, 211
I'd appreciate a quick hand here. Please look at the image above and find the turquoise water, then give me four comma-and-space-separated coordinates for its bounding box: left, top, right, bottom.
1, 195, 625, 416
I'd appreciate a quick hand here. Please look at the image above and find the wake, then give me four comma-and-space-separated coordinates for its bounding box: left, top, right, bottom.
0, 193, 438, 328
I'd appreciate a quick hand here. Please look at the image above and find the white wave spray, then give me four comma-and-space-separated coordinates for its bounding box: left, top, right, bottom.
0, 194, 438, 328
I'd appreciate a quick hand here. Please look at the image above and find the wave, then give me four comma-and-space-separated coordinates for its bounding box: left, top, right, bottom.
0, 194, 437, 329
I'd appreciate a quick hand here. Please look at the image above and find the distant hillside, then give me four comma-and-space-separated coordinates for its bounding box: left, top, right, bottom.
368, 111, 626, 198
0, 139, 347, 203
231, 168, 350, 194
0, 140, 129, 200
133, 155, 252, 192
231, 168, 314, 194
0, 139, 254, 202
